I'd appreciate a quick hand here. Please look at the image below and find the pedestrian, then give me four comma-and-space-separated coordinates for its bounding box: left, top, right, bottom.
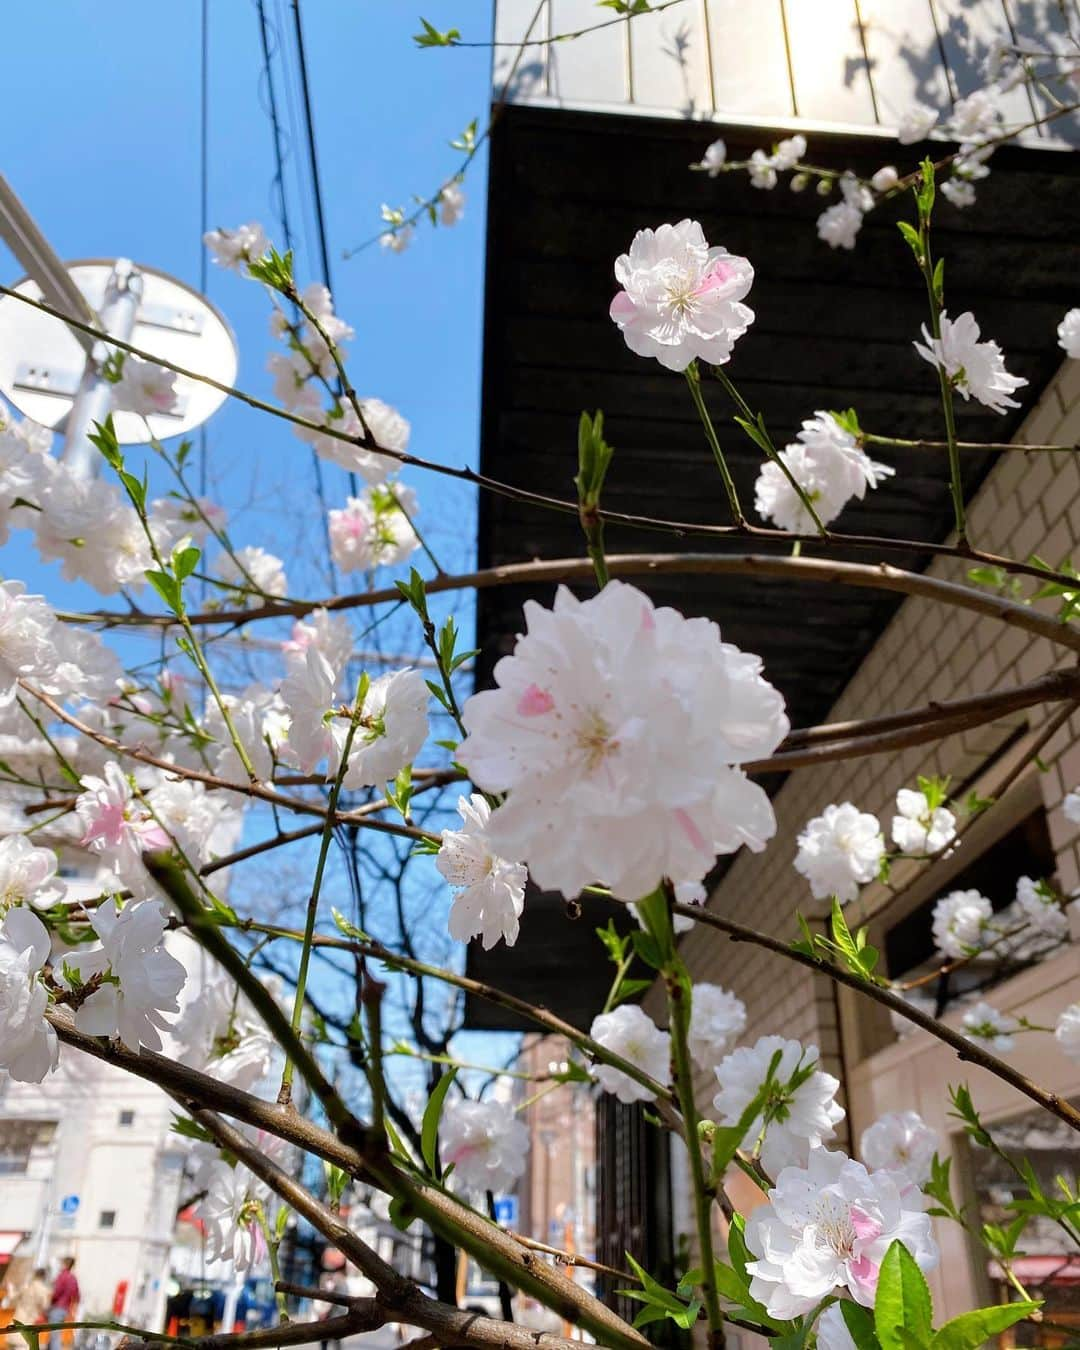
6, 1268, 51, 1349
46, 1258, 79, 1350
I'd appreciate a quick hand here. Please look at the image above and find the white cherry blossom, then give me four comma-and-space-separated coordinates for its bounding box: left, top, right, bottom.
891, 786, 956, 856
794, 803, 885, 902
748, 149, 778, 189
203, 222, 269, 271
697, 139, 726, 176
197, 1160, 268, 1271
0, 836, 64, 911
772, 135, 806, 171
282, 609, 355, 676
215, 546, 288, 603
439, 1098, 528, 1194
816, 1304, 858, 1350
328, 485, 419, 573
816, 201, 863, 251
932, 889, 993, 958
439, 182, 465, 226
745, 1148, 938, 1317
205, 682, 290, 782
897, 102, 937, 143
941, 178, 976, 209
961, 1000, 1019, 1054
438, 794, 527, 950
1059, 309, 1080, 360
860, 1110, 939, 1185
687, 983, 746, 1069
174, 980, 276, 1093
379, 224, 414, 253
458, 582, 787, 902
1015, 875, 1068, 942
609, 220, 755, 371
713, 1035, 845, 1176
1054, 1003, 1080, 1061
0, 907, 58, 1083
871, 165, 898, 193
589, 1004, 670, 1103
915, 311, 1028, 415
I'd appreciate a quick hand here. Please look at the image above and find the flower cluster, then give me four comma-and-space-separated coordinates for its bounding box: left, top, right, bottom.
794, 802, 885, 903
589, 1004, 670, 1104
754, 412, 894, 534
437, 794, 528, 950
439, 1096, 528, 1195
458, 581, 787, 902
328, 484, 420, 574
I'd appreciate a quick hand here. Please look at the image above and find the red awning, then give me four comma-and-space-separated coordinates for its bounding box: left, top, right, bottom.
0, 1233, 26, 1264
990, 1255, 1080, 1283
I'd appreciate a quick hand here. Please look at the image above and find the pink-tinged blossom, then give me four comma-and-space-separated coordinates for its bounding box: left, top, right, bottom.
609, 220, 755, 371
745, 1148, 938, 1317
1059, 309, 1080, 360
327, 485, 419, 573
687, 983, 746, 1069
196, 1160, 269, 1271
75, 762, 170, 899
149, 494, 227, 551
0, 907, 58, 1083
65, 898, 186, 1053
860, 1110, 939, 1185
458, 582, 787, 902
438, 794, 527, 950
282, 609, 355, 677
891, 786, 956, 856
915, 311, 1027, 415
590, 1005, 670, 1103
0, 836, 63, 911
379, 224, 414, 253
294, 396, 407, 485
203, 222, 269, 272
961, 1000, 1019, 1053
932, 889, 993, 958
713, 1036, 845, 1176
440, 1098, 528, 1194
439, 182, 465, 226
794, 803, 885, 903
111, 357, 178, 416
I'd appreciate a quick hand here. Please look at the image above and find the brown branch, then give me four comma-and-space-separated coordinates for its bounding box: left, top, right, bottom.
117, 1308, 382, 1350
670, 902, 1080, 1134
62, 554, 1080, 655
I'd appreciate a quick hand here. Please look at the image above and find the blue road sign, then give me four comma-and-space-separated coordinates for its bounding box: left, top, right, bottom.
60, 1195, 79, 1215
492, 1196, 518, 1228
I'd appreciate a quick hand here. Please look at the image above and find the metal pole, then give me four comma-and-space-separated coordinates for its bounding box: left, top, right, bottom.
60, 258, 142, 479
0, 173, 97, 354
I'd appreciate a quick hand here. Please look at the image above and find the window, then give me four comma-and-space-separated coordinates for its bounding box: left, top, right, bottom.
118, 1110, 135, 1127
98, 1211, 116, 1229
0, 1120, 57, 1176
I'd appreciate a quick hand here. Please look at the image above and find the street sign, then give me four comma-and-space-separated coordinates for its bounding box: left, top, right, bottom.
492, 1196, 518, 1228
60, 1195, 79, 1215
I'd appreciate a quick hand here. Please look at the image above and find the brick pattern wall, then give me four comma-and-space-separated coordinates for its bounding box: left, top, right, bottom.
671, 357, 1080, 1121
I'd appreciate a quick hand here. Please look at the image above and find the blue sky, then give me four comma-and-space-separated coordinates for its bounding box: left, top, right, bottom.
0, 3, 520, 1106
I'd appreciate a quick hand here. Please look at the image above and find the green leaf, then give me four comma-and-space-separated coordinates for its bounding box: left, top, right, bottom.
274, 1203, 291, 1239
331, 908, 370, 941
420, 1068, 457, 1176
932, 257, 945, 305
87, 416, 122, 470
841, 1300, 883, 1350
575, 410, 615, 509
929, 1303, 1039, 1350
611, 977, 654, 1007
874, 1241, 933, 1350
144, 569, 182, 615
414, 16, 461, 46
174, 545, 201, 581
388, 1194, 416, 1231
896, 221, 922, 261
733, 414, 771, 455
596, 919, 629, 965
629, 928, 662, 970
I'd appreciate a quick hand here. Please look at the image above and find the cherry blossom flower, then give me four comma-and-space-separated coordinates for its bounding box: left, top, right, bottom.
0, 581, 55, 705
268, 352, 317, 409
794, 803, 885, 903
961, 1000, 1019, 1053
35, 472, 151, 594
860, 1110, 939, 1185
871, 165, 899, 193
174, 980, 276, 1093
65, 899, 186, 1053
609, 220, 755, 371
203, 222, 269, 271
300, 282, 355, 347
1015, 875, 1068, 942
948, 89, 1000, 144
941, 178, 976, 209
282, 651, 428, 789
295, 397, 408, 486
204, 682, 290, 782
589, 1005, 670, 1103
440, 1097, 528, 1194
748, 149, 778, 189
197, 1160, 268, 1270
754, 412, 894, 534
914, 311, 1028, 415
713, 1036, 845, 1176
458, 581, 787, 902
745, 1148, 938, 1317
888, 984, 937, 1038
0, 907, 58, 1083
932, 889, 993, 958
897, 102, 937, 143
772, 135, 807, 171
327, 485, 419, 573
215, 546, 288, 603
111, 357, 178, 416
282, 609, 355, 676
891, 786, 956, 856
438, 794, 527, 950
439, 182, 465, 226
1054, 1003, 1080, 1061
0, 836, 63, 911
380, 224, 414, 253
696, 138, 726, 176
1059, 309, 1080, 360
817, 201, 864, 251
149, 494, 227, 551
75, 762, 171, 897
687, 983, 746, 1069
